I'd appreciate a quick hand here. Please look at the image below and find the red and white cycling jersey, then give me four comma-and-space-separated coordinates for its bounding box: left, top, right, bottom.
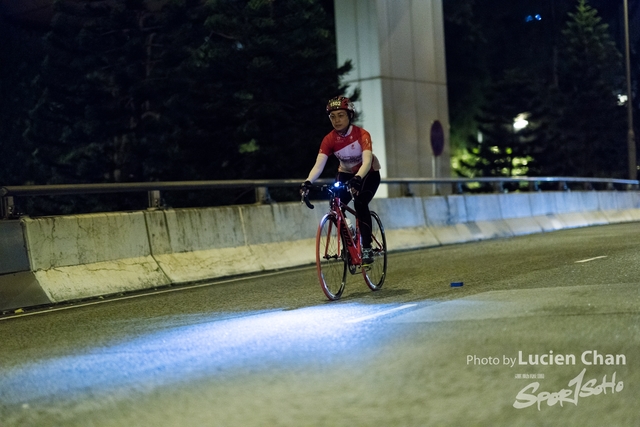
319, 125, 381, 174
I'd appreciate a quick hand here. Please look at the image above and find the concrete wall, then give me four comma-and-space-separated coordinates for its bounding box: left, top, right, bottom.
0, 221, 51, 309
1, 191, 640, 311
22, 212, 171, 303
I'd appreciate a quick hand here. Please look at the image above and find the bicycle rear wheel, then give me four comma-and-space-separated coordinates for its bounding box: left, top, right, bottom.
363, 211, 387, 291
316, 214, 347, 300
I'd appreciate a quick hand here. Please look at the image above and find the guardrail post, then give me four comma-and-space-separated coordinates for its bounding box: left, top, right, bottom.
255, 186, 272, 204
528, 181, 540, 192
403, 183, 414, 197
1, 196, 16, 219
148, 190, 162, 209
454, 182, 463, 194
492, 182, 504, 193
558, 181, 569, 191
583, 182, 593, 191
606, 182, 615, 191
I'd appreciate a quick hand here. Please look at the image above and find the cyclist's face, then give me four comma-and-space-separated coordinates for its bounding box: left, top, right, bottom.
329, 110, 350, 132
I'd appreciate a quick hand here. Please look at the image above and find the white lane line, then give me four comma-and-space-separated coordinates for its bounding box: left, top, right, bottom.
346, 303, 418, 324
575, 256, 608, 263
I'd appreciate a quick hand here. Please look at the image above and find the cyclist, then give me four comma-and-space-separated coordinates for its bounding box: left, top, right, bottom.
301, 95, 381, 265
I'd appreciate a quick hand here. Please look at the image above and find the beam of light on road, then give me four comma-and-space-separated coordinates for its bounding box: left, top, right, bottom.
346, 304, 417, 323
0, 303, 415, 406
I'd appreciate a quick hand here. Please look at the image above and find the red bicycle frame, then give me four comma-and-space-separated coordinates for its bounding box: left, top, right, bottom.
328, 197, 362, 266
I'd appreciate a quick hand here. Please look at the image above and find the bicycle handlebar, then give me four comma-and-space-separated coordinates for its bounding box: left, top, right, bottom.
301, 181, 352, 210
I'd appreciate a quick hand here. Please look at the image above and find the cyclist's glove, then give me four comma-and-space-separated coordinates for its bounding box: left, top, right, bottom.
300, 180, 312, 195
348, 175, 363, 193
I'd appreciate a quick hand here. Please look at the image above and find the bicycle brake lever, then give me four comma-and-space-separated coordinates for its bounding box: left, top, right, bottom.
302, 194, 314, 209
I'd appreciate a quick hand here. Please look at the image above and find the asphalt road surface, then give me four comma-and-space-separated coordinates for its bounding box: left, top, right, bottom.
1, 222, 639, 426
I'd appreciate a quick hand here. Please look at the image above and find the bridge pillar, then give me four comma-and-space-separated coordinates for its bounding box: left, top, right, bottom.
334, 0, 450, 196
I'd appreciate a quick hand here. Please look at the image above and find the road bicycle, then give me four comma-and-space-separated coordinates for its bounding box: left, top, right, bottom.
302, 182, 387, 300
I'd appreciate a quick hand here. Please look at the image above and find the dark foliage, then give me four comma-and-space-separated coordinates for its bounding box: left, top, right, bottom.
456, 0, 629, 180
8, 0, 350, 214
544, 0, 627, 177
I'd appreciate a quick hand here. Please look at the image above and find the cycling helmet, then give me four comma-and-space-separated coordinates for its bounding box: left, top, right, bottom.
326, 96, 355, 119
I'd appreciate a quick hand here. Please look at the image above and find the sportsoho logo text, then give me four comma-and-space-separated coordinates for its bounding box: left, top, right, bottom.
513, 368, 623, 410
511, 350, 626, 410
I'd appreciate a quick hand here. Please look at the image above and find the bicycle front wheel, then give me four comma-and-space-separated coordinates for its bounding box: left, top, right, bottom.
363, 211, 387, 291
316, 214, 347, 300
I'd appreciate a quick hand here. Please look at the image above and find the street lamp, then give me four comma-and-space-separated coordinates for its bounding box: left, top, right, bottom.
623, 0, 637, 180
513, 113, 529, 131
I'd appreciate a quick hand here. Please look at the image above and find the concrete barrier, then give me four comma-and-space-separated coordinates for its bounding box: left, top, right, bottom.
0, 220, 51, 310
370, 197, 439, 251
528, 192, 564, 231
146, 203, 322, 284
1, 190, 639, 311
464, 194, 514, 240
552, 191, 593, 228
146, 207, 254, 283
497, 193, 542, 236
599, 191, 640, 223
422, 196, 476, 245
22, 212, 170, 304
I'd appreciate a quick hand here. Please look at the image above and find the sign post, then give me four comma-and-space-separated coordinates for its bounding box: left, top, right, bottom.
430, 120, 445, 194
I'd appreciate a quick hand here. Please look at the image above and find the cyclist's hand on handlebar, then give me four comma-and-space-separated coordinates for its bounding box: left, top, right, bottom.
300, 181, 314, 209
300, 180, 312, 196
348, 175, 362, 196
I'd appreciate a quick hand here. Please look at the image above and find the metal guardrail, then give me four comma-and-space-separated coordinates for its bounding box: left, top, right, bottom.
1, 176, 638, 219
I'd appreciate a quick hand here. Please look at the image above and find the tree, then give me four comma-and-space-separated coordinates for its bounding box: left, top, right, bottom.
27, 0, 205, 185
545, 0, 626, 177
444, 0, 570, 167
456, 0, 627, 182
23, 0, 350, 212
460, 69, 550, 187
198, 0, 352, 181
443, 0, 488, 156
0, 18, 45, 186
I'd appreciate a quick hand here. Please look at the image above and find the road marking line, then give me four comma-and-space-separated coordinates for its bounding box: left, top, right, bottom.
346, 303, 417, 323
575, 256, 608, 263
